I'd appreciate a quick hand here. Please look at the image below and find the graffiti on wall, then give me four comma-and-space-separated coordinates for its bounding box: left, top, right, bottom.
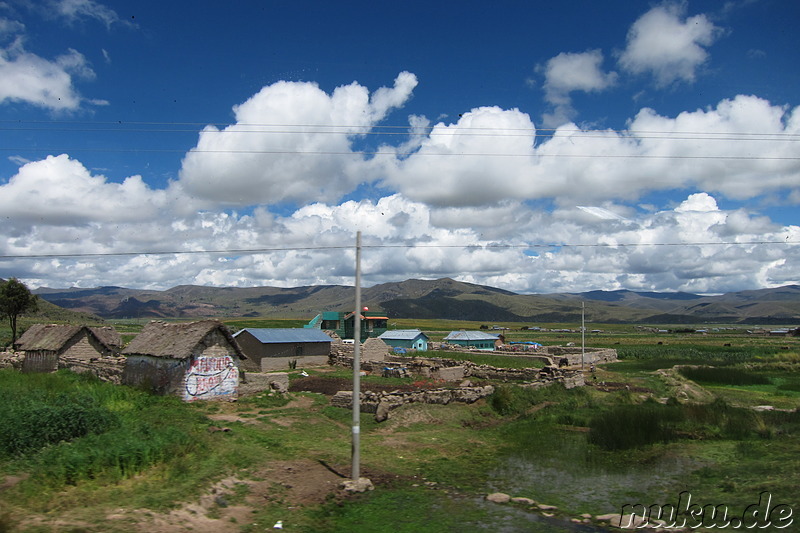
184, 355, 238, 401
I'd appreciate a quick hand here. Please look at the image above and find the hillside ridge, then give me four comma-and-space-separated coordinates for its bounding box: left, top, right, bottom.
33, 280, 800, 324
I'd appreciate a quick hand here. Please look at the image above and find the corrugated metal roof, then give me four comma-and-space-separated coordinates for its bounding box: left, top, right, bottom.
379, 329, 428, 341
443, 330, 500, 342
235, 328, 333, 344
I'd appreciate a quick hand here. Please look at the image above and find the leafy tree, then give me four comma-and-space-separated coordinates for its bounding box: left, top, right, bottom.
0, 278, 39, 346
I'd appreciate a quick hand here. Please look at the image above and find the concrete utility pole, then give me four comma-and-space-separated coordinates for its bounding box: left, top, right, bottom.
352, 231, 362, 480
343, 231, 373, 493
581, 301, 585, 371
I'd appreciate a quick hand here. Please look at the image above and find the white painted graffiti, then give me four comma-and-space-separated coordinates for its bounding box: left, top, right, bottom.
184, 355, 238, 401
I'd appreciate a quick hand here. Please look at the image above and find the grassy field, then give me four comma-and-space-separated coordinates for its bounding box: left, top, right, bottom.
1, 317, 798, 531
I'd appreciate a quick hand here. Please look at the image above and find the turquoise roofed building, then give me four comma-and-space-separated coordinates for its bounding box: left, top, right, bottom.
378, 329, 429, 351
443, 330, 501, 351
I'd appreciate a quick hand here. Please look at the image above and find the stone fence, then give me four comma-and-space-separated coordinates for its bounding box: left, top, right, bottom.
0, 351, 127, 383
59, 355, 127, 384
0, 351, 22, 369
328, 353, 585, 389
538, 346, 619, 366
331, 385, 496, 421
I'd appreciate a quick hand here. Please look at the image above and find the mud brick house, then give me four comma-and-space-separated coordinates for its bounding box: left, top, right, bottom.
378, 329, 429, 351
13, 324, 122, 373
122, 319, 246, 402
233, 328, 332, 371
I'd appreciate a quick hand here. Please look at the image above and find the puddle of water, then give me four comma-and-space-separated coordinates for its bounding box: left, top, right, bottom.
469, 496, 611, 532
439, 493, 610, 532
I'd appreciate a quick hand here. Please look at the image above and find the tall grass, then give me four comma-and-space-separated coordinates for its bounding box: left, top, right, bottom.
488, 383, 590, 417
1, 393, 117, 457
616, 345, 778, 365
0, 369, 206, 487
678, 366, 771, 386
0, 371, 118, 457
586, 397, 795, 450
588, 401, 682, 450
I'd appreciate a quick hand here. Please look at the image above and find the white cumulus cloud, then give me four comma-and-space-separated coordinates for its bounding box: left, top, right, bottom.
0, 38, 96, 111
178, 72, 418, 206
618, 2, 722, 87
379, 95, 798, 208
0, 155, 170, 226
541, 49, 617, 127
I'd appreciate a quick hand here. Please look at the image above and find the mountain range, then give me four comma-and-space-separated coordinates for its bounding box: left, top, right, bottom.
32, 278, 800, 325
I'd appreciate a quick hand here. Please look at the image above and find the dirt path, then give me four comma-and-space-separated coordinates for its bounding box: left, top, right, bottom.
206, 395, 316, 426
122, 459, 348, 533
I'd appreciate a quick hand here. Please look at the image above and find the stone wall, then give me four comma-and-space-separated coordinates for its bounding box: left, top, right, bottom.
328, 339, 388, 362
60, 355, 127, 384
328, 353, 585, 389
330, 385, 495, 414
426, 342, 618, 367
540, 346, 618, 366
361, 337, 390, 361
0, 351, 23, 369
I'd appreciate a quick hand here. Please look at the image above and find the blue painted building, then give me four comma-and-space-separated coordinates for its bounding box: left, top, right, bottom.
378, 329, 429, 351
443, 330, 501, 351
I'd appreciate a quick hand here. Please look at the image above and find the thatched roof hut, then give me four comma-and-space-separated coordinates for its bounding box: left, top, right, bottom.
122, 320, 245, 401
14, 324, 122, 373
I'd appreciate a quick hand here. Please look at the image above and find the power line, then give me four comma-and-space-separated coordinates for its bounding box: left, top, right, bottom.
3, 126, 799, 143
4, 119, 798, 160
3, 119, 800, 140
1, 240, 797, 260
0, 146, 797, 161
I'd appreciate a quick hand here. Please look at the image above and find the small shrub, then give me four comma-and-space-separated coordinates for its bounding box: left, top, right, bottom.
488, 385, 526, 416
487, 383, 581, 417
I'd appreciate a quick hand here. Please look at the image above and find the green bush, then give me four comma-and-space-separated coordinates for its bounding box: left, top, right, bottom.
0, 393, 117, 457
488, 383, 585, 417
488, 385, 526, 416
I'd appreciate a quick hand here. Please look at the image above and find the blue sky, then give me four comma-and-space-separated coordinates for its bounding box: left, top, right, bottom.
0, 0, 798, 294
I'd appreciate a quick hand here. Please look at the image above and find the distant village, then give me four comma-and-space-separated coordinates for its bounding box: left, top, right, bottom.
0, 308, 625, 405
